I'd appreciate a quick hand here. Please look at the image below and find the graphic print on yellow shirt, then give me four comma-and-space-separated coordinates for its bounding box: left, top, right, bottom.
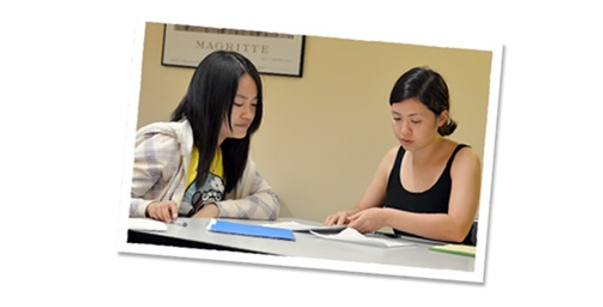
182, 146, 225, 217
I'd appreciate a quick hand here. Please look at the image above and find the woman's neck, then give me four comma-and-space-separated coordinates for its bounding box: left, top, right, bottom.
411, 136, 446, 165
217, 129, 228, 147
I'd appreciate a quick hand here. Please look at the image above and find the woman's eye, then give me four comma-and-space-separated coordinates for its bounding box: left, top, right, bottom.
251, 103, 258, 108
233, 102, 243, 107
411, 120, 421, 124
393, 117, 401, 121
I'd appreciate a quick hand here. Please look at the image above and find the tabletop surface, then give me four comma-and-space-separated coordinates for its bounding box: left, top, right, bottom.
128, 217, 475, 272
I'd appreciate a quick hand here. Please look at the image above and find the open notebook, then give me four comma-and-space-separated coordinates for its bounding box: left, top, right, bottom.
310, 228, 410, 248
263, 221, 409, 248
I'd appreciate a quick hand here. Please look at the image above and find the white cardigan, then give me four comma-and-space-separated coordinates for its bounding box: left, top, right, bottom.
130, 119, 279, 220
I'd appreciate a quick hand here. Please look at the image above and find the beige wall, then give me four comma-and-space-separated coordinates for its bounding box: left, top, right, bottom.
135, 22, 492, 222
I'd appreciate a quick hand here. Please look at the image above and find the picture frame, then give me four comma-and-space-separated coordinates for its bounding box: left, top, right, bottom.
161, 24, 306, 77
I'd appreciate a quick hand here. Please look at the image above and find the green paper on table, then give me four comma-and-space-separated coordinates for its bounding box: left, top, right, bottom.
429, 244, 476, 257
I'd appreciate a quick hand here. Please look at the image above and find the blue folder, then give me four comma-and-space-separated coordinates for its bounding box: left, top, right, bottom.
206, 219, 296, 241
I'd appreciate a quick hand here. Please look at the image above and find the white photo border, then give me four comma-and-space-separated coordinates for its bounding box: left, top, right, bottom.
117, 15, 503, 284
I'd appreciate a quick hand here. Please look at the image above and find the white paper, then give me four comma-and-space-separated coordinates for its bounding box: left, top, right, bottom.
309, 228, 409, 248
261, 221, 346, 232
206, 218, 217, 230
128, 218, 167, 231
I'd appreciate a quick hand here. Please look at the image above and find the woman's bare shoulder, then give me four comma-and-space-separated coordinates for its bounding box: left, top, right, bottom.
451, 144, 481, 174
384, 145, 400, 163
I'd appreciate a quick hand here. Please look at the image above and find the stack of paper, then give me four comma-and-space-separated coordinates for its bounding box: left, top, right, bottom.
261, 221, 346, 233
429, 244, 476, 257
128, 218, 167, 231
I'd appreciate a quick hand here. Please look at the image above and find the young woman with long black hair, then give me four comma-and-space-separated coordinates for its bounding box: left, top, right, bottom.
130, 50, 279, 223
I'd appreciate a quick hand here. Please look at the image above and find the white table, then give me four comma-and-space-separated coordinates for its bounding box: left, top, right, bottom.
127, 217, 475, 272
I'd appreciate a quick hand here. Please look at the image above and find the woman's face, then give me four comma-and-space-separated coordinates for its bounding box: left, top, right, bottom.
391, 97, 446, 152
218, 73, 258, 144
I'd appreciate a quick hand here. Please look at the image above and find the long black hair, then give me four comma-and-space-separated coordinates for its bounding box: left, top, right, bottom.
389, 67, 457, 136
172, 50, 263, 193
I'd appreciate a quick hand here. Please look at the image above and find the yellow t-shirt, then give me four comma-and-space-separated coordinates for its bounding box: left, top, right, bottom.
187, 146, 224, 187
182, 146, 227, 217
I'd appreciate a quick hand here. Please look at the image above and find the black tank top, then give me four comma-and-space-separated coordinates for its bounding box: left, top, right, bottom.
384, 144, 475, 245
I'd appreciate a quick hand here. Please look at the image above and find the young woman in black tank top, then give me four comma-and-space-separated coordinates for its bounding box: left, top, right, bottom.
325, 67, 481, 244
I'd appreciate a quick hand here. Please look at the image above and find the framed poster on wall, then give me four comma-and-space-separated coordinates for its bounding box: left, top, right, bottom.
162, 24, 306, 77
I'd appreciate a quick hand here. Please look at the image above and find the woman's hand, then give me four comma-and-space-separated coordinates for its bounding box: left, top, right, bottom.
191, 203, 219, 218
146, 200, 179, 223
325, 208, 361, 226
346, 208, 387, 233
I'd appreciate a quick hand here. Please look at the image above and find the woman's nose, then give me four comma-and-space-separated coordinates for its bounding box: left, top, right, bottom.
241, 104, 253, 119
399, 120, 411, 135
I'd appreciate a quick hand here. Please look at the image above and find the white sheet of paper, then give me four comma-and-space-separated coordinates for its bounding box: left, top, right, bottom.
309, 228, 409, 248
261, 221, 346, 232
128, 218, 167, 231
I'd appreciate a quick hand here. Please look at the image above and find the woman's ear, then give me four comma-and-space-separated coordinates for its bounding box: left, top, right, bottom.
437, 110, 449, 127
